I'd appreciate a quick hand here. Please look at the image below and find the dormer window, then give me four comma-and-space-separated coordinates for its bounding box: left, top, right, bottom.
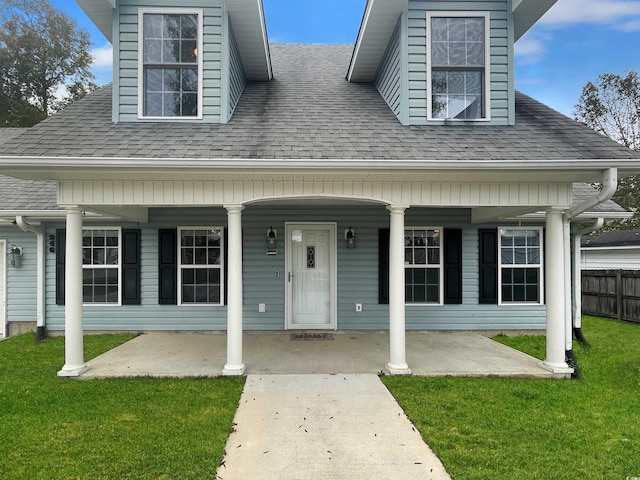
427, 13, 490, 121
138, 9, 203, 119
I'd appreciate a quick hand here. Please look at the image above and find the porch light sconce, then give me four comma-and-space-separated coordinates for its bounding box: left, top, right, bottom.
344, 227, 356, 249
266, 227, 277, 256
9, 244, 22, 268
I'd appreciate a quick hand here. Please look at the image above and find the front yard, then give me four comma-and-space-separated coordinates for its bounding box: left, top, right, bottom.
0, 334, 244, 479
383, 316, 640, 479
0, 315, 638, 479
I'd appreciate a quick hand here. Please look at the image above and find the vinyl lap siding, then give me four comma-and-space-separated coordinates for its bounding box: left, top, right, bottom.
43, 206, 545, 332
3, 231, 37, 323
117, 0, 223, 123
407, 0, 511, 125
228, 23, 246, 118
373, 19, 402, 118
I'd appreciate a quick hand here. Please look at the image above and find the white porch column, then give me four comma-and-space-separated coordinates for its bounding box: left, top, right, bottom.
543, 208, 571, 373
386, 205, 411, 375
58, 208, 88, 377
223, 205, 246, 376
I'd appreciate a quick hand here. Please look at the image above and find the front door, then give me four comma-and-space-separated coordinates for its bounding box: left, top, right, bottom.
286, 224, 336, 329
0, 240, 6, 338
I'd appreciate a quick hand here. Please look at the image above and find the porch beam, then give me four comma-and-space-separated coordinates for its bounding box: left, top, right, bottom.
223, 204, 246, 376
542, 208, 572, 374
386, 205, 411, 375
58, 208, 88, 377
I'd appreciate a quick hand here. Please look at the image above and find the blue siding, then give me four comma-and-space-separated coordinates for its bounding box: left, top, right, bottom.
42, 206, 545, 332
116, 0, 224, 123
406, 0, 512, 125
1, 229, 38, 323
374, 19, 402, 117
228, 22, 246, 119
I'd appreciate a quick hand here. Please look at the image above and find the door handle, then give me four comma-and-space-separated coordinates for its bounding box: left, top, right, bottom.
288, 272, 294, 282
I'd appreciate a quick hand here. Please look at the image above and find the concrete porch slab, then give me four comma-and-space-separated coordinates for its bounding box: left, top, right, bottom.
80, 331, 562, 379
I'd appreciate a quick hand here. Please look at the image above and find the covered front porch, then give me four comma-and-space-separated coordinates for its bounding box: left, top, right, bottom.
77, 330, 566, 379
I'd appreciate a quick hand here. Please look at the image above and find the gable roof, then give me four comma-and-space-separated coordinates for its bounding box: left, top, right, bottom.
0, 44, 639, 183
582, 229, 640, 248
348, 0, 558, 82
75, 0, 272, 81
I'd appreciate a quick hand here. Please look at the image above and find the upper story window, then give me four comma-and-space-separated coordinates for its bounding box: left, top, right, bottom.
427, 13, 490, 121
138, 9, 203, 119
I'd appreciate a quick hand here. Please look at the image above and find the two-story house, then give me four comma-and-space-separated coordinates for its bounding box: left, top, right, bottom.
1, 0, 639, 377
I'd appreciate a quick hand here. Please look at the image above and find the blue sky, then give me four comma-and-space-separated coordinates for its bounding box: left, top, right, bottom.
54, 0, 640, 118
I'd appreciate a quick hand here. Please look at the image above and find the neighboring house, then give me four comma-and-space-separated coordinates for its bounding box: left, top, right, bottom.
581, 229, 640, 270
1, 0, 639, 377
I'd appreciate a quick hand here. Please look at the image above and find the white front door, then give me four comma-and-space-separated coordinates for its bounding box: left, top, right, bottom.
0, 240, 6, 338
286, 224, 337, 329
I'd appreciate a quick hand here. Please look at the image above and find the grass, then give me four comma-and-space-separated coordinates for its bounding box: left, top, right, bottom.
0, 334, 245, 480
382, 316, 640, 480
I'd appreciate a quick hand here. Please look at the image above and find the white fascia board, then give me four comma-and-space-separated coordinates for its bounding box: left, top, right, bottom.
347, 0, 407, 82
513, 0, 558, 41
75, 0, 115, 43
582, 245, 640, 251
225, 0, 272, 81
2, 156, 640, 183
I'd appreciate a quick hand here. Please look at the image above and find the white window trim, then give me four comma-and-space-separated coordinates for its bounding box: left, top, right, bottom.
426, 11, 491, 122
177, 226, 224, 307
498, 226, 545, 306
137, 8, 204, 120
82, 227, 122, 307
404, 226, 444, 306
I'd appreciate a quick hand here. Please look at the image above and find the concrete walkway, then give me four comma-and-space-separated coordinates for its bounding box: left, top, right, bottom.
216, 374, 451, 480
81, 331, 561, 378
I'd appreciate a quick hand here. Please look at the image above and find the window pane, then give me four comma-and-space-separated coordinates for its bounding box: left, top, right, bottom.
195, 268, 208, 284
428, 248, 440, 264
426, 286, 439, 302
182, 15, 198, 39
405, 248, 413, 264
181, 39, 197, 63
467, 41, 484, 66
144, 14, 162, 38
144, 39, 162, 63
413, 285, 426, 303
145, 92, 163, 116
427, 268, 439, 284
208, 230, 221, 246
182, 268, 194, 284
181, 248, 193, 265
466, 18, 485, 42
182, 285, 195, 303
431, 18, 448, 42
182, 93, 198, 116
165, 15, 182, 39
162, 40, 180, 63
448, 41, 466, 66
195, 247, 207, 264
413, 268, 426, 284
207, 248, 220, 265
414, 248, 427, 265
465, 71, 482, 95
432, 71, 447, 94
448, 18, 466, 42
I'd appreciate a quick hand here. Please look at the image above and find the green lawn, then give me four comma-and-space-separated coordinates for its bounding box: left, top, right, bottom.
0, 334, 244, 480
383, 316, 640, 480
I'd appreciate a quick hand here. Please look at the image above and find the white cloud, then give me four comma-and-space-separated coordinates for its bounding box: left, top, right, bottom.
617, 18, 640, 31
91, 44, 113, 69
514, 34, 547, 64
539, 0, 640, 27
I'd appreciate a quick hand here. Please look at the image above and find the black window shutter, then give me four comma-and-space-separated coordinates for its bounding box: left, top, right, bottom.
478, 228, 498, 304
158, 229, 177, 305
122, 229, 141, 305
379, 229, 390, 304
55, 229, 66, 305
444, 229, 463, 304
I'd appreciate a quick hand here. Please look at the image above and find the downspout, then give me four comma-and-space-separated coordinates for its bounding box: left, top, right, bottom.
562, 168, 618, 378
573, 218, 604, 346
15, 216, 46, 341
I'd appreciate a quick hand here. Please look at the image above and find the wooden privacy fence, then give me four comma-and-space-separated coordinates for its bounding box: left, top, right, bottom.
581, 270, 640, 323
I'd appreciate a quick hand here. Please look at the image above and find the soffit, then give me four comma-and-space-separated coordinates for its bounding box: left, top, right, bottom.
347, 0, 408, 82
76, 0, 114, 43
513, 0, 558, 41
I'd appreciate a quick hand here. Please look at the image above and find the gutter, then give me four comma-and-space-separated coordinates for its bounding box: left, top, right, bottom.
565, 168, 618, 220
15, 216, 46, 340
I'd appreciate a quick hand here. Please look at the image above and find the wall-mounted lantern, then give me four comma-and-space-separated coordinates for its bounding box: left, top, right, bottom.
9, 244, 22, 267
266, 227, 277, 256
344, 227, 356, 249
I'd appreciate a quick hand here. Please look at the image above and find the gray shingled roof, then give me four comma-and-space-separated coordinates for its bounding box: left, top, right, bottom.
582, 229, 640, 247
0, 44, 639, 162
0, 128, 59, 212
572, 183, 628, 214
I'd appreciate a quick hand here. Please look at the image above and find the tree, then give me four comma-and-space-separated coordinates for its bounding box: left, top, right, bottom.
0, 0, 97, 127
574, 70, 640, 230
